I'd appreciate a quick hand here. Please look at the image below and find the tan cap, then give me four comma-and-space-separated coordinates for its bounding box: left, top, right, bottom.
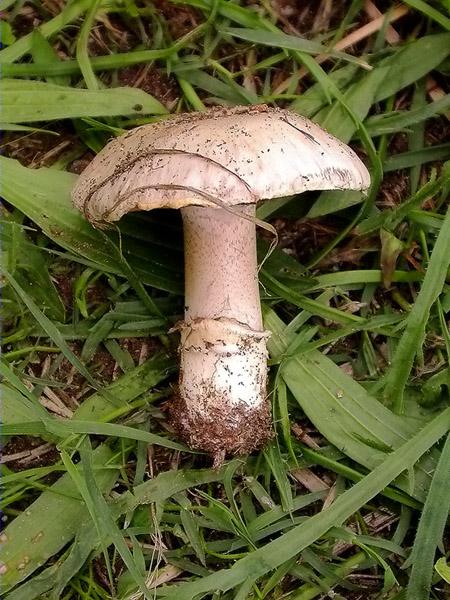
72, 105, 370, 227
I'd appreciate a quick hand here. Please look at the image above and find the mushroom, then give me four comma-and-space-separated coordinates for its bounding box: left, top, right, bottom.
72, 105, 370, 464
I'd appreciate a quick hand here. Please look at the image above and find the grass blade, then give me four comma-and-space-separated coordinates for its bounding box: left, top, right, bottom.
308, 33, 450, 143
0, 445, 117, 593
1, 47, 177, 78
4, 270, 104, 394
161, 407, 450, 598
1, 157, 182, 293
264, 307, 438, 502
365, 95, 450, 137
67, 439, 150, 598
30, 30, 69, 86
2, 419, 186, 452
1, 80, 166, 123
406, 433, 450, 600
403, 0, 450, 30
97, 231, 165, 318
384, 194, 450, 412
0, 0, 92, 63
263, 441, 294, 512
0, 361, 51, 423
5, 520, 98, 600
384, 144, 450, 171
2, 219, 65, 322
75, 0, 101, 90
74, 352, 176, 421
221, 27, 371, 69
2, 463, 230, 599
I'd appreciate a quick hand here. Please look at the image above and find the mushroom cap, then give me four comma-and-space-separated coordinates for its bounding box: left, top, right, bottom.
73, 105, 370, 226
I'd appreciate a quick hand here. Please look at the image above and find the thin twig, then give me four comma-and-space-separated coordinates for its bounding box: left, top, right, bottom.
1, 443, 54, 464
364, 0, 402, 43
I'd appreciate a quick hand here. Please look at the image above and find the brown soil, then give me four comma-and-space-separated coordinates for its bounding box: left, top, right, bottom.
425, 115, 450, 146
270, 0, 347, 35
2, 436, 59, 472
2, 127, 76, 168
52, 269, 77, 312
8, 3, 43, 37
377, 171, 410, 209
317, 235, 378, 270
268, 217, 339, 264
152, 0, 201, 38
68, 152, 96, 175
88, 13, 141, 56
118, 65, 179, 108
121, 336, 163, 364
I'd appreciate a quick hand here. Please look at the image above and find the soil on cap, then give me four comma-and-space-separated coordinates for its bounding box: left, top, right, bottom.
168, 393, 273, 467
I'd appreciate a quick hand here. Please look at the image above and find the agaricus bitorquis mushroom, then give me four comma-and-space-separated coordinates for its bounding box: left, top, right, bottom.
72, 105, 370, 465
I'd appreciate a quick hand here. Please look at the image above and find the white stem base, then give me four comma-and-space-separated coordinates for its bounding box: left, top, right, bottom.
180, 317, 268, 408
171, 316, 271, 462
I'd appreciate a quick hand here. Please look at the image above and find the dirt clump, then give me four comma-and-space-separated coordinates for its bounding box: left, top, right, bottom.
168, 393, 273, 467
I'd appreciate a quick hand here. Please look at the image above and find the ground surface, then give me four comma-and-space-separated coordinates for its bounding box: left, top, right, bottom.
1, 1, 450, 599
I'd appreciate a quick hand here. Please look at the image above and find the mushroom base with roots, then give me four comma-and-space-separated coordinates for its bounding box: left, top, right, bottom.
169, 397, 272, 468
169, 205, 273, 463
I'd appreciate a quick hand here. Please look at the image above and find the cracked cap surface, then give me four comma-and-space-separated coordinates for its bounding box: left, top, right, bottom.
72, 105, 370, 226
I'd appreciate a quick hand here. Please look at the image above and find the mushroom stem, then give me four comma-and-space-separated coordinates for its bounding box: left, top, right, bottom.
171, 205, 271, 459
182, 205, 261, 328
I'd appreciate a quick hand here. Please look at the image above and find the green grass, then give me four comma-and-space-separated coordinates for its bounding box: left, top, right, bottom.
1, 1, 450, 599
